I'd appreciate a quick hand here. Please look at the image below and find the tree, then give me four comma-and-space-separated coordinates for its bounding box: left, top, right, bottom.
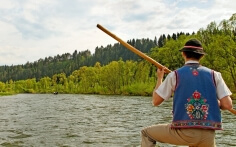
151, 37, 185, 70
202, 34, 236, 90
100, 61, 121, 94
0, 82, 5, 92
38, 77, 52, 93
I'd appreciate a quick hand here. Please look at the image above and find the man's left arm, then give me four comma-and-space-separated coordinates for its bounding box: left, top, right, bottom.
152, 68, 174, 106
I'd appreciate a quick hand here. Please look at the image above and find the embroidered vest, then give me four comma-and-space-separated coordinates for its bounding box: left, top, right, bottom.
171, 64, 222, 130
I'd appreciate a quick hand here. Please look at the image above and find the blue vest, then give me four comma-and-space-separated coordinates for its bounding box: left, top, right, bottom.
171, 64, 222, 130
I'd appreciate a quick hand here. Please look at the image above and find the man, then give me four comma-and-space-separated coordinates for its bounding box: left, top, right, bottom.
141, 39, 233, 147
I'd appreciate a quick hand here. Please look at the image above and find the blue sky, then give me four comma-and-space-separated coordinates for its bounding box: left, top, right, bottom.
0, 0, 235, 65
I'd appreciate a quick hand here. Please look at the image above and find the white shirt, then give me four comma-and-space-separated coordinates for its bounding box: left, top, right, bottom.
156, 61, 232, 100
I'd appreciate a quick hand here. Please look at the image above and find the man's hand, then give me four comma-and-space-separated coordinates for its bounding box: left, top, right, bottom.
157, 67, 166, 80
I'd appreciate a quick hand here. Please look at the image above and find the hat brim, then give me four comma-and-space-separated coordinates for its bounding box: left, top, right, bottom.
179, 48, 207, 55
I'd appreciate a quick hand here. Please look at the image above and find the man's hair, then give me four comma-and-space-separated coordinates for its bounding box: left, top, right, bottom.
183, 51, 203, 60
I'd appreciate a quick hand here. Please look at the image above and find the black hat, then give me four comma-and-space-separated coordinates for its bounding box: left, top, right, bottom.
179, 39, 206, 55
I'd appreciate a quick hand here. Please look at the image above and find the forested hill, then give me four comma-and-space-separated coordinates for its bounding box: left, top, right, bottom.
0, 33, 188, 82
0, 14, 235, 96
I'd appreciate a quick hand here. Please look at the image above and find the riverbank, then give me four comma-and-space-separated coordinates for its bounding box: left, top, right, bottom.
0, 92, 15, 96
1, 91, 236, 99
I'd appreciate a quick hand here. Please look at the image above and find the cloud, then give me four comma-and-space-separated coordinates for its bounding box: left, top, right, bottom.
169, 0, 214, 9
0, 0, 235, 66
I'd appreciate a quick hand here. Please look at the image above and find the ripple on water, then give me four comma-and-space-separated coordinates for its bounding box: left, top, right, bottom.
1, 140, 24, 147
0, 94, 235, 146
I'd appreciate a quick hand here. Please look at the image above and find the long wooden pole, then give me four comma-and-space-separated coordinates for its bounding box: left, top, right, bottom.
229, 108, 236, 115
97, 24, 171, 73
97, 24, 236, 115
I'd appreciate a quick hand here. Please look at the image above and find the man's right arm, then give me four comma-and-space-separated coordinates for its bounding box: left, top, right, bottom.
219, 96, 233, 110
214, 71, 233, 110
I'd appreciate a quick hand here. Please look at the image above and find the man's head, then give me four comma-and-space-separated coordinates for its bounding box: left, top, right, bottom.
179, 39, 206, 60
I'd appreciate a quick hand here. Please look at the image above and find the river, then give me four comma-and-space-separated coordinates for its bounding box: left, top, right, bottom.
0, 94, 235, 147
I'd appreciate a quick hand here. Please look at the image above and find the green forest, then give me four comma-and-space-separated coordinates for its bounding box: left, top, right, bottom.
0, 14, 235, 98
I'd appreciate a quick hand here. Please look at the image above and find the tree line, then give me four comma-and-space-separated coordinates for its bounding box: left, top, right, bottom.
0, 34, 191, 82
0, 39, 155, 82
0, 14, 235, 97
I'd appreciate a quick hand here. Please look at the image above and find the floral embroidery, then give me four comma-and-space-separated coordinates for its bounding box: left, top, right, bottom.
190, 66, 199, 76
185, 90, 209, 120
192, 69, 199, 76
171, 120, 222, 129
193, 91, 201, 99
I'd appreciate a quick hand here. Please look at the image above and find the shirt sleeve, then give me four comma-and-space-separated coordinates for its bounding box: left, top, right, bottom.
214, 71, 232, 99
155, 72, 176, 100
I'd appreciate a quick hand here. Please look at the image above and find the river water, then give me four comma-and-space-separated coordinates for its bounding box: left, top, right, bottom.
0, 94, 235, 147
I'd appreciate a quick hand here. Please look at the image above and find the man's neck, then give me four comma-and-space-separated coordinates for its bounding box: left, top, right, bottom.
185, 58, 199, 62
184, 59, 200, 65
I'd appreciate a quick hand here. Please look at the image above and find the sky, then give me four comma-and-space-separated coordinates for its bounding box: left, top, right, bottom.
0, 0, 235, 66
